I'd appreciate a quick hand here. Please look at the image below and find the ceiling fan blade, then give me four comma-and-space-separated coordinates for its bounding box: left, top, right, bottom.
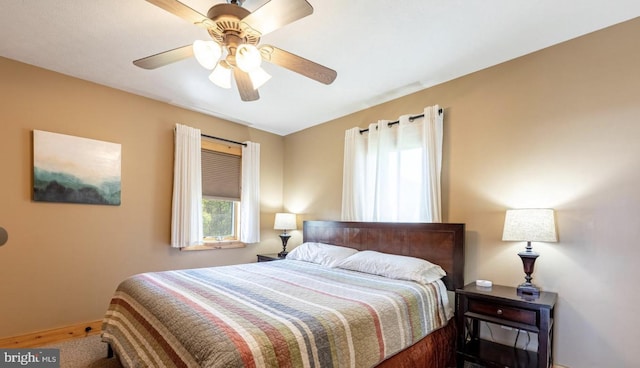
145, 0, 209, 26
260, 45, 336, 85
233, 68, 260, 101
133, 45, 194, 69
241, 0, 313, 36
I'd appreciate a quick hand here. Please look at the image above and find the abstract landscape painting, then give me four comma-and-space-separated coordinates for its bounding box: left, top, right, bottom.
33, 130, 121, 205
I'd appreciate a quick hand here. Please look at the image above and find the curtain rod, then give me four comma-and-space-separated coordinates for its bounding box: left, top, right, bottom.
359, 108, 443, 134
201, 134, 247, 147
173, 127, 247, 147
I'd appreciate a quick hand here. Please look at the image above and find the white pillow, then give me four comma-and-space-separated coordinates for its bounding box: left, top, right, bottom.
336, 250, 446, 284
285, 242, 359, 267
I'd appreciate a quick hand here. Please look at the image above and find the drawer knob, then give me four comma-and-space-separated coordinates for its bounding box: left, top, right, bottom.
496, 309, 503, 315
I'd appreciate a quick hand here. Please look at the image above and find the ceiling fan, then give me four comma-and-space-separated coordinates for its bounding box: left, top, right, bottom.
134, 0, 337, 101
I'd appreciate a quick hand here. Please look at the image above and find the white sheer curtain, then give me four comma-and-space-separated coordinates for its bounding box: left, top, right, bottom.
171, 124, 203, 247
341, 105, 443, 222
240, 141, 260, 243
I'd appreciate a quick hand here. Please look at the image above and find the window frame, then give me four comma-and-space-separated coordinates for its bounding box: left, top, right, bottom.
202, 197, 240, 242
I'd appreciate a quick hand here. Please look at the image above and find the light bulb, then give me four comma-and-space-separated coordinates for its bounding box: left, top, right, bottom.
193, 40, 222, 70
235, 44, 262, 72
248, 67, 271, 90
209, 62, 231, 89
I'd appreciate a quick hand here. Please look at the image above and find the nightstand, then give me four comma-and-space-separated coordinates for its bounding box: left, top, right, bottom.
456, 283, 557, 368
256, 253, 284, 262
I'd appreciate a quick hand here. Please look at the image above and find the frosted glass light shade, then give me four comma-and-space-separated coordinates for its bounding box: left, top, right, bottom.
502, 209, 557, 242
236, 44, 262, 72
248, 67, 271, 90
208, 63, 231, 89
274, 213, 296, 231
193, 40, 222, 70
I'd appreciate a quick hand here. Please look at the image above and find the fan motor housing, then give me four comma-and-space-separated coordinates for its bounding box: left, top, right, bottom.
206, 4, 260, 46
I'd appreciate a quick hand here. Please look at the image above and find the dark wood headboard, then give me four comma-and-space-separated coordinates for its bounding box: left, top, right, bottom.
303, 221, 465, 291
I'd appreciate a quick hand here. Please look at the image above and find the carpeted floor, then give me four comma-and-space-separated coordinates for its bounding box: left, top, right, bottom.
41, 334, 122, 368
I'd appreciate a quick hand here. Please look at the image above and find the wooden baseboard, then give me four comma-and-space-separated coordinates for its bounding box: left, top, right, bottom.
0, 320, 102, 348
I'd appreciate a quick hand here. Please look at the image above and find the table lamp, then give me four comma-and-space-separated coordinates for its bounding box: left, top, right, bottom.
502, 208, 557, 296
274, 213, 296, 257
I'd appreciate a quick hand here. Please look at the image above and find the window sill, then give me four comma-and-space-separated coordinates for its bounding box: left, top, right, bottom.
180, 241, 245, 251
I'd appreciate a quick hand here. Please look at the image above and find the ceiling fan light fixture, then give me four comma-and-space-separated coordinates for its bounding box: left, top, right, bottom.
193, 40, 222, 70
136, 0, 336, 101
209, 62, 232, 89
236, 44, 262, 72
248, 67, 272, 90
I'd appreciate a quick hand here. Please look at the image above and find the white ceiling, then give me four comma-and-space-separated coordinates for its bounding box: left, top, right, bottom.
1, 1, 638, 135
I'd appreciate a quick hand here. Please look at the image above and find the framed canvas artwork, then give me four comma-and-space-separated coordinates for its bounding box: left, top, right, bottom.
33, 130, 122, 205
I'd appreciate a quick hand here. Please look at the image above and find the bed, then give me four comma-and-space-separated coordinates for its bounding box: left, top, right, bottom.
101, 221, 465, 367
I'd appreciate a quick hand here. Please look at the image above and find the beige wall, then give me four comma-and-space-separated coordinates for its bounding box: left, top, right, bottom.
0, 57, 286, 338
283, 18, 640, 368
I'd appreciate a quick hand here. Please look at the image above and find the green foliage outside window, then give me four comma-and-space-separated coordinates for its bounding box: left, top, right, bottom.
202, 198, 235, 239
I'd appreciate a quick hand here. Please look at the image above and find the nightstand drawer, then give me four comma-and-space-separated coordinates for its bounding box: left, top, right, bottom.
468, 299, 536, 325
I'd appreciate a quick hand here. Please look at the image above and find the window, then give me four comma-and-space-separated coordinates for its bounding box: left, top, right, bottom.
382, 147, 424, 220
341, 105, 443, 222
202, 199, 238, 240
199, 140, 244, 248
171, 124, 260, 249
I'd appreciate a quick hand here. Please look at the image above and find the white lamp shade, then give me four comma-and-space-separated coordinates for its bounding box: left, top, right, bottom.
248, 67, 272, 90
502, 209, 557, 242
209, 63, 231, 89
274, 213, 296, 231
193, 40, 222, 70
236, 44, 262, 72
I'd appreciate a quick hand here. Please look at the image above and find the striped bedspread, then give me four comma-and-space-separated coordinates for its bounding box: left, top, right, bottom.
101, 260, 453, 368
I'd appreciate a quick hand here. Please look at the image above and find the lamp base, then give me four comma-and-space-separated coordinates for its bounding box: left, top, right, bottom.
278, 233, 291, 259
517, 283, 540, 297
518, 246, 540, 299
